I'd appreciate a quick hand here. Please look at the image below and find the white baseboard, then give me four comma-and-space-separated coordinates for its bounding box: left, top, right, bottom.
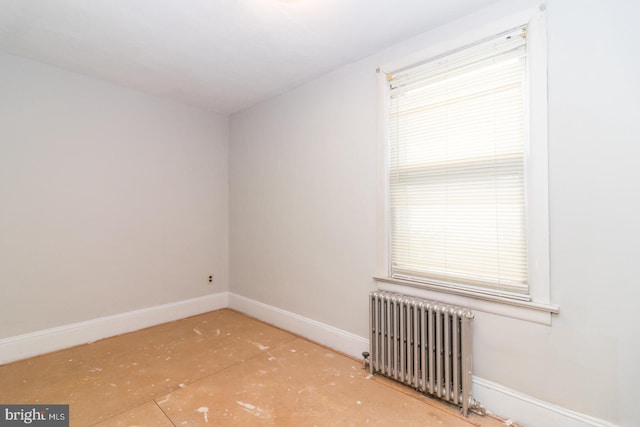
227, 292, 617, 427
473, 377, 617, 427
228, 293, 369, 359
0, 292, 229, 364
0, 291, 618, 427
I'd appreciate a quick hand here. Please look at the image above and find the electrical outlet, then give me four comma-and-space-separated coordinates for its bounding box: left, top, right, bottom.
208, 275, 213, 284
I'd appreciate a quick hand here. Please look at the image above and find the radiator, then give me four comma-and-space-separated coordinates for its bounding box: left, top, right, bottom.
368, 290, 484, 416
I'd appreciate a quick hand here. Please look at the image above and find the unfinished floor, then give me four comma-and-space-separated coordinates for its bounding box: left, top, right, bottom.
0, 309, 511, 426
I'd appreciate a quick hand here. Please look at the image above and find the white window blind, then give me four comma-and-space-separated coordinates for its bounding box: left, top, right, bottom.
388, 27, 529, 299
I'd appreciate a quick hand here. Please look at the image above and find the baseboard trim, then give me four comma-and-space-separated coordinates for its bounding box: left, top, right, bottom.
226, 293, 615, 426
0, 292, 229, 364
0, 291, 619, 427
228, 293, 368, 359
473, 377, 617, 427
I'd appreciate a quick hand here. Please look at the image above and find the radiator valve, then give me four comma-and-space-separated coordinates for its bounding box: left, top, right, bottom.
469, 399, 486, 416
362, 351, 370, 369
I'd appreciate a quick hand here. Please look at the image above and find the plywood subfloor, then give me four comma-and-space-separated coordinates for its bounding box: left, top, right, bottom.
0, 309, 512, 426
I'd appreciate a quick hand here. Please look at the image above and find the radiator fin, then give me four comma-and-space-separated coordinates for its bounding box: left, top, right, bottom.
369, 291, 482, 416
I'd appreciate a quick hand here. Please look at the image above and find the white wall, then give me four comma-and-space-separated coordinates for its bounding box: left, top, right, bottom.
230, 1, 640, 426
229, 60, 378, 334
0, 53, 229, 339
1, 0, 638, 424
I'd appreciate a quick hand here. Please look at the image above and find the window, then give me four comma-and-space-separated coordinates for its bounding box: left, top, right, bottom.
377, 9, 553, 317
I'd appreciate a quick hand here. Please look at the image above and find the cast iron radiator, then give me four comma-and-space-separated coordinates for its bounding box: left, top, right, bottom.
368, 290, 484, 416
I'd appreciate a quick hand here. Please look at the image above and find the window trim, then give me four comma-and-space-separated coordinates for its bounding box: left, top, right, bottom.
374, 5, 557, 324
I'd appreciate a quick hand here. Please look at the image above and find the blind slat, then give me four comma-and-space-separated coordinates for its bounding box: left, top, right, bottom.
388, 27, 529, 297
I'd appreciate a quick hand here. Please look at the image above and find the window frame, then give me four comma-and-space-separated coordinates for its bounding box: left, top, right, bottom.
374, 6, 557, 324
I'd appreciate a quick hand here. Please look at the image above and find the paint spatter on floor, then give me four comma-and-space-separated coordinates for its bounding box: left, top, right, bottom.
89, 367, 102, 372
365, 374, 374, 380
252, 342, 269, 351
216, 329, 221, 336
289, 349, 296, 353
236, 401, 255, 411
297, 386, 315, 394
197, 406, 209, 423
178, 383, 186, 388
193, 328, 203, 336
236, 401, 269, 419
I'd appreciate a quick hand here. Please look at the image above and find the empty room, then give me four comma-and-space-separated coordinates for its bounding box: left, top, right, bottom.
0, 0, 637, 426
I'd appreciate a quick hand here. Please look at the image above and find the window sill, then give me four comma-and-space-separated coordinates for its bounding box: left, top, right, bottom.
373, 276, 559, 325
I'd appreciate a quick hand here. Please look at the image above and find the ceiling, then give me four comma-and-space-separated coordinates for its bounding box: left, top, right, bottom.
0, 0, 500, 114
